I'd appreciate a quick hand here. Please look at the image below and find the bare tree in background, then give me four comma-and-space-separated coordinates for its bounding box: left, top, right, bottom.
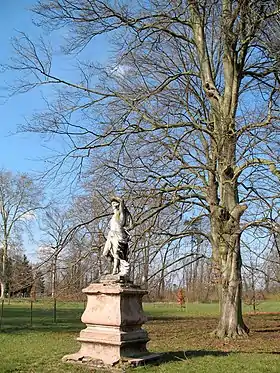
5, 0, 280, 337
39, 206, 72, 298
59, 194, 109, 294
37, 193, 111, 298
261, 230, 280, 290
0, 170, 41, 299
68, 193, 109, 281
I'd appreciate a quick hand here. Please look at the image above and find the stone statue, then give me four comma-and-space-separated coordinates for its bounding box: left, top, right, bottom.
102, 197, 133, 276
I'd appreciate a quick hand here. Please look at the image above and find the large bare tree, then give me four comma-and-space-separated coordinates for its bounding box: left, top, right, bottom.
6, 0, 280, 337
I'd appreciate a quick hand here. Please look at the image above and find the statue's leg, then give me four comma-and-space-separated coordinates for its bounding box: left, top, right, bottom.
112, 258, 119, 275
102, 239, 111, 256
112, 251, 119, 274
111, 243, 120, 275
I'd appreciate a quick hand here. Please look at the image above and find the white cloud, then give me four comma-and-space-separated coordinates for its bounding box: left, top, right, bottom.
111, 64, 131, 78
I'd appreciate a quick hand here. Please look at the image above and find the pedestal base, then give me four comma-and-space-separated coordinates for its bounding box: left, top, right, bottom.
62, 352, 162, 369
63, 281, 156, 366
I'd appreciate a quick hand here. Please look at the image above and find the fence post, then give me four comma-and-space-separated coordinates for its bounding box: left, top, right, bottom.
30, 299, 33, 327
53, 297, 57, 323
0, 299, 4, 330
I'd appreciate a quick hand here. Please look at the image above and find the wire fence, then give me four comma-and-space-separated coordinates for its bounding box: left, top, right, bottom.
0, 298, 86, 331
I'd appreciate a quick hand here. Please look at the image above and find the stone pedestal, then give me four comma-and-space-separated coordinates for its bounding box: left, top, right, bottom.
63, 281, 157, 366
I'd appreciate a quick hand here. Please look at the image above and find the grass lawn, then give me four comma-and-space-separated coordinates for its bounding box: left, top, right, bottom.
0, 299, 280, 372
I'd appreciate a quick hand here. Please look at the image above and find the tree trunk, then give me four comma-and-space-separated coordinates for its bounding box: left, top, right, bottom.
213, 239, 249, 338
0, 280, 4, 299
157, 271, 165, 299
210, 196, 249, 338
208, 122, 249, 337
187, 261, 193, 294
51, 255, 57, 299
0, 241, 7, 299
142, 245, 149, 290
264, 273, 270, 293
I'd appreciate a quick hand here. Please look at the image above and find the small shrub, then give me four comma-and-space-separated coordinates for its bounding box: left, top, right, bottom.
177, 288, 185, 309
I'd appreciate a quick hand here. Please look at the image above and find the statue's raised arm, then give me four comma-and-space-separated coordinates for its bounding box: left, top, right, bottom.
119, 198, 126, 226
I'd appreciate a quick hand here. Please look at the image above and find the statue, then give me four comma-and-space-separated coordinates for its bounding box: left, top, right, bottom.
102, 197, 133, 276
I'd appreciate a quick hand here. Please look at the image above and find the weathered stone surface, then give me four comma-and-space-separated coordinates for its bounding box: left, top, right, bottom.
63, 282, 151, 366
63, 353, 162, 370
99, 274, 132, 284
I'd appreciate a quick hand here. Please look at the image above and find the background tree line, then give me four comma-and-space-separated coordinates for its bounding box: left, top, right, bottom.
1, 168, 279, 309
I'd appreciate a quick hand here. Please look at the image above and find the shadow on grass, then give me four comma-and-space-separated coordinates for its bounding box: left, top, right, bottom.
163, 350, 230, 362
254, 328, 280, 333
160, 349, 280, 364
147, 315, 189, 323
147, 316, 190, 322
147, 315, 216, 321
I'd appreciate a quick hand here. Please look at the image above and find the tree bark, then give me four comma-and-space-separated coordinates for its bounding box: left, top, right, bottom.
142, 245, 149, 290
0, 240, 8, 299
51, 255, 57, 299
210, 193, 249, 337
213, 236, 249, 338
0, 280, 4, 299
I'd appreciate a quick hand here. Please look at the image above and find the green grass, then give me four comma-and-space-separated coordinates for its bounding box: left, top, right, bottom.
0, 301, 87, 373
136, 353, 280, 373
0, 300, 84, 332
248, 300, 280, 313
145, 301, 220, 317
0, 300, 279, 372
144, 300, 280, 318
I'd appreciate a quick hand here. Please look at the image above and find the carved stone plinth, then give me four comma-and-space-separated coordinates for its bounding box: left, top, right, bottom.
63, 281, 156, 366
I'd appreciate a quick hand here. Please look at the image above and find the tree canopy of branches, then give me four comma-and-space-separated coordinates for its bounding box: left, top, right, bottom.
6, 0, 280, 338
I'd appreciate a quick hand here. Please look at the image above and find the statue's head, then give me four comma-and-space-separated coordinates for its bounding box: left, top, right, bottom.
111, 197, 121, 212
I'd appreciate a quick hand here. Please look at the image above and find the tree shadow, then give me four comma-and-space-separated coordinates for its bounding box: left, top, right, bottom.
254, 328, 280, 333
158, 349, 280, 365
147, 315, 216, 322
147, 316, 190, 323
158, 350, 230, 364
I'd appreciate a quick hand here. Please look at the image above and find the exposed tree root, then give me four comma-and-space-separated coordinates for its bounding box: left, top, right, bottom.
211, 324, 249, 339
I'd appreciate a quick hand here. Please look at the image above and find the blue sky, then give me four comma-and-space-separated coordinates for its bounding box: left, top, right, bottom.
0, 1, 109, 175
0, 1, 47, 173
0, 1, 109, 259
